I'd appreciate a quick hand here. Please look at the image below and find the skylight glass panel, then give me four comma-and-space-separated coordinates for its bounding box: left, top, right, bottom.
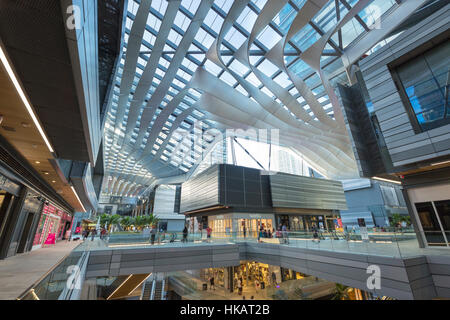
219, 71, 237, 87
168, 29, 182, 46
261, 86, 274, 98
245, 72, 262, 87
257, 59, 278, 77
195, 28, 215, 50
292, 24, 320, 52
151, 0, 168, 16
147, 13, 161, 32
229, 59, 249, 77
236, 7, 258, 33
138, 56, 147, 67
289, 59, 312, 79
143, 30, 155, 46
204, 60, 222, 76
312, 0, 337, 33
256, 26, 282, 50
182, 0, 201, 15
215, 0, 233, 14
273, 3, 297, 34
174, 11, 190, 32
204, 9, 224, 33
359, 0, 396, 30
128, 0, 138, 15
224, 28, 247, 49
235, 85, 249, 96
273, 71, 291, 88
126, 17, 133, 30
340, 18, 365, 48
253, 0, 268, 11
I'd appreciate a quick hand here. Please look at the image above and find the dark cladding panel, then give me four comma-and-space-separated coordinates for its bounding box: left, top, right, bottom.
180, 165, 220, 213
221, 164, 270, 209
270, 173, 347, 211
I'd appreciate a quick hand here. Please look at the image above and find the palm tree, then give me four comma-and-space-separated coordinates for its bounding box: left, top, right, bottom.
99, 213, 110, 229
134, 216, 147, 230
332, 283, 350, 300
120, 216, 134, 231
109, 214, 121, 232
148, 213, 159, 228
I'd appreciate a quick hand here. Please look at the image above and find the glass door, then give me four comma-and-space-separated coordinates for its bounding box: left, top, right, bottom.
415, 201, 449, 247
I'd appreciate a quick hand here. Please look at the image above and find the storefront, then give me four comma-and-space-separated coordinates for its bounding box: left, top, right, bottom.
407, 182, 450, 247
32, 203, 72, 249
206, 213, 275, 238
275, 212, 342, 232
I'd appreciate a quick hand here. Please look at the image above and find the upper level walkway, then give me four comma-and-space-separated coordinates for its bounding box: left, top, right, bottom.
0, 241, 79, 300
70, 230, 450, 300
14, 231, 450, 300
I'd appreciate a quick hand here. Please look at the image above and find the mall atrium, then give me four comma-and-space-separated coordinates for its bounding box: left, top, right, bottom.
0, 0, 449, 302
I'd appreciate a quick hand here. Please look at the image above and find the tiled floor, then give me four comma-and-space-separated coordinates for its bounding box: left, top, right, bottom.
0, 240, 79, 300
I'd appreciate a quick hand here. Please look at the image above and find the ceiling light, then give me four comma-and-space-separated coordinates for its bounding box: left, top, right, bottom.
35, 161, 41, 164
431, 160, 450, 166
70, 186, 86, 212
0, 45, 54, 153
372, 176, 402, 185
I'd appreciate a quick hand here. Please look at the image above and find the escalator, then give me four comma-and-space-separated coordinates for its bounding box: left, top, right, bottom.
140, 280, 152, 300
149, 274, 166, 300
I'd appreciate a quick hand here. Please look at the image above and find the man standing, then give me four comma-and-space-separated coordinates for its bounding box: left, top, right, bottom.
151, 225, 157, 245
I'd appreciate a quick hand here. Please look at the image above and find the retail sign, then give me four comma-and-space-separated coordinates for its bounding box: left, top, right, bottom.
44, 233, 56, 245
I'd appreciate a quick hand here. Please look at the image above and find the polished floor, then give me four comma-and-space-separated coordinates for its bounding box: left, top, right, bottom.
0, 240, 79, 300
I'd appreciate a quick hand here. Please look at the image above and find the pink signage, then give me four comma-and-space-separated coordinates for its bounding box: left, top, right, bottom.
44, 233, 56, 245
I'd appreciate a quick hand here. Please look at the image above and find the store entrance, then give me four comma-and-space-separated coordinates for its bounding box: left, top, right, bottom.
237, 218, 273, 238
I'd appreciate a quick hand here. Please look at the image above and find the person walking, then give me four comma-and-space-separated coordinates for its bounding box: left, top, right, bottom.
282, 224, 288, 244
150, 225, 157, 245
209, 276, 215, 290
91, 228, 97, 241
237, 278, 243, 295
206, 226, 212, 241
243, 225, 246, 238
182, 226, 188, 243
100, 228, 107, 240
312, 226, 320, 243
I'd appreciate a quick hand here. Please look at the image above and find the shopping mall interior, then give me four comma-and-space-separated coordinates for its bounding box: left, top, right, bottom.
0, 0, 449, 303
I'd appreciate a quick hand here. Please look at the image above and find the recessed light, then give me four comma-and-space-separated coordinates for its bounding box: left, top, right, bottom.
35, 161, 40, 164
43, 171, 49, 175
21, 122, 31, 128
52, 180, 56, 183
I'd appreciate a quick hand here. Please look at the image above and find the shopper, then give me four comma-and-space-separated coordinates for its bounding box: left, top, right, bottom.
91, 228, 97, 241
243, 225, 246, 238
150, 225, 157, 245
209, 276, 215, 290
206, 226, 212, 241
313, 226, 320, 243
237, 278, 243, 295
100, 228, 107, 240
182, 226, 188, 243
